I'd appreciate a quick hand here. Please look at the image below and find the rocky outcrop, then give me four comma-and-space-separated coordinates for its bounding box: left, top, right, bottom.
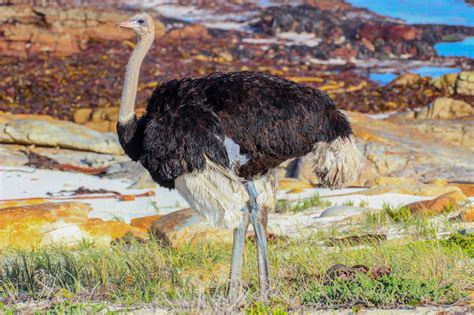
455, 71, 474, 96
406, 191, 463, 216
73, 107, 147, 133
0, 113, 123, 154
0, 201, 148, 249
386, 119, 473, 152
0, 5, 165, 57
254, 5, 474, 60
150, 208, 233, 248
294, 111, 474, 185
385, 72, 474, 151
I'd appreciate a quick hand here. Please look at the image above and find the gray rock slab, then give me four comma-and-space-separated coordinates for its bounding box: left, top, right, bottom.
320, 206, 368, 218
0, 115, 123, 155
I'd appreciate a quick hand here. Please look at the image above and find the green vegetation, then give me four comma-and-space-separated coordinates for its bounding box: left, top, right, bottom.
363, 203, 458, 239
276, 193, 331, 213
441, 232, 474, 258
0, 232, 471, 312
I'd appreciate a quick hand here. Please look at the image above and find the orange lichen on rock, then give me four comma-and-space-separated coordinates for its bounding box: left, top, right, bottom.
131, 215, 162, 232
406, 191, 462, 216
454, 183, 474, 197
79, 219, 147, 242
464, 207, 474, 223
0, 198, 49, 209
0, 201, 148, 249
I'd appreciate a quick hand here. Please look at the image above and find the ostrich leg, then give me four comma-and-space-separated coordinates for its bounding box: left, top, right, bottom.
246, 179, 270, 299
228, 206, 250, 298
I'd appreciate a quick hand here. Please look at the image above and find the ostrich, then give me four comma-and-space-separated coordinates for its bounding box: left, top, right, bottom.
117, 13, 360, 297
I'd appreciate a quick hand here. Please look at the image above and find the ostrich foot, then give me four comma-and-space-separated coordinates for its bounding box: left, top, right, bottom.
228, 206, 250, 299
246, 179, 270, 300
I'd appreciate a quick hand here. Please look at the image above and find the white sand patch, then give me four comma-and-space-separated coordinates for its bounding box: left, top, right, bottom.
0, 167, 188, 223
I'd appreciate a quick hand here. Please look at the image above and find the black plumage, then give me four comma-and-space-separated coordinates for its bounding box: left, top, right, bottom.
117, 71, 354, 189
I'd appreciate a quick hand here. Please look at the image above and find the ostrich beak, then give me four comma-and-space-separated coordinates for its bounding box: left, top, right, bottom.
117, 21, 134, 29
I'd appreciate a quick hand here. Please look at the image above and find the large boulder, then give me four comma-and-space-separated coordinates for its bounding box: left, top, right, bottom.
419, 97, 473, 119
0, 113, 123, 155
455, 71, 474, 96
431, 73, 458, 95
149, 208, 233, 248
405, 191, 464, 216
0, 201, 147, 249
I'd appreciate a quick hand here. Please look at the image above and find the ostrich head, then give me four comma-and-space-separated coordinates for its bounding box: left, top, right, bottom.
117, 13, 154, 38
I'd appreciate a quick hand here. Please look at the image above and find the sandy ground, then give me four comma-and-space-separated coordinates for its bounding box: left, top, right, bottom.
0, 166, 439, 224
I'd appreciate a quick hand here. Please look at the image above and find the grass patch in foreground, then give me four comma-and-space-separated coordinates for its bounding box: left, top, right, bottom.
276, 193, 331, 213
303, 274, 454, 308
0, 235, 471, 312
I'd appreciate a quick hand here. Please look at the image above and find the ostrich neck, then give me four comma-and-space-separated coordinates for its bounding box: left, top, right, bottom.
119, 34, 154, 123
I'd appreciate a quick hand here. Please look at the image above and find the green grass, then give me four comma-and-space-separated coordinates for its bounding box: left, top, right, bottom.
303, 274, 455, 308
0, 232, 471, 312
363, 203, 459, 240
276, 193, 331, 213
441, 232, 474, 258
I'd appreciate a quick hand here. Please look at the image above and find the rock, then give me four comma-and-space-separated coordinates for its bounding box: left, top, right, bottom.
0, 144, 28, 166
131, 215, 162, 232
406, 191, 463, 216
294, 112, 474, 186
73, 108, 93, 124
385, 116, 474, 152
387, 25, 419, 42
363, 183, 466, 201
0, 201, 146, 249
431, 73, 458, 95
0, 198, 49, 210
455, 71, 474, 96
278, 178, 313, 190
374, 176, 418, 186
0, 113, 123, 155
74, 107, 122, 132
423, 97, 473, 119
330, 46, 358, 59
431, 178, 449, 186
0, 6, 166, 57
149, 208, 233, 248
455, 183, 474, 197
388, 73, 422, 87
320, 206, 367, 218
464, 207, 474, 223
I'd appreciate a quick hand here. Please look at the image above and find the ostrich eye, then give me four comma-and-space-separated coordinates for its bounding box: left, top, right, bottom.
137, 19, 145, 24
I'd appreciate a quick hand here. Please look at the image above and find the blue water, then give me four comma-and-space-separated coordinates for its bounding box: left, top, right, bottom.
435, 37, 474, 58
369, 66, 461, 85
346, 0, 474, 26
369, 73, 397, 85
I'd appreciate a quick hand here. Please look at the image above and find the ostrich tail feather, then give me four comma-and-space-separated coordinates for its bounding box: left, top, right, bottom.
312, 135, 361, 189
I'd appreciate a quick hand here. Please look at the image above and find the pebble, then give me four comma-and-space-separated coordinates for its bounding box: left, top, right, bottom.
320, 206, 367, 218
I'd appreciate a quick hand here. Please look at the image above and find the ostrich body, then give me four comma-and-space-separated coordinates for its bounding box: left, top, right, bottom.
117, 14, 360, 297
